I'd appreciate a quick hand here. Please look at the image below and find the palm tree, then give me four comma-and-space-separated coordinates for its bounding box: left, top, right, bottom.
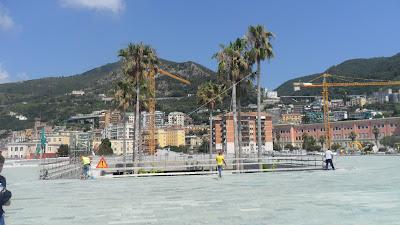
247, 25, 274, 168
214, 38, 250, 170
372, 127, 380, 147
197, 81, 225, 171
237, 79, 254, 169
349, 131, 357, 150
115, 78, 151, 161
119, 43, 158, 168
318, 135, 326, 150
114, 79, 134, 165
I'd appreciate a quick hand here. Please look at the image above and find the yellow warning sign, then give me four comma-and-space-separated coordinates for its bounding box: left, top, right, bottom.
96, 156, 109, 168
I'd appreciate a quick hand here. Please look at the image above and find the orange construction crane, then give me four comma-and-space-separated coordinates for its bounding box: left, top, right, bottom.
294, 73, 400, 149
147, 68, 190, 155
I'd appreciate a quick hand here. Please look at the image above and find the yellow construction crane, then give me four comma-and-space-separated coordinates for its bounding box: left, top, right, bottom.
147, 68, 190, 155
294, 73, 400, 149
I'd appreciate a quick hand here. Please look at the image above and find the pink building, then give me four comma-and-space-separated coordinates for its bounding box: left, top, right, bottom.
273, 117, 400, 148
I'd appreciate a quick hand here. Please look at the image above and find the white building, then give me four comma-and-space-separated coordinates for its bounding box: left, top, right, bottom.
168, 112, 186, 127
16, 115, 28, 121
125, 112, 135, 123
141, 111, 165, 128
71, 90, 85, 96
6, 143, 35, 159
265, 90, 279, 99
103, 123, 134, 140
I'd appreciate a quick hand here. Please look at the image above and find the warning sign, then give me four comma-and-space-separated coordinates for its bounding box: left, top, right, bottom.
96, 156, 109, 168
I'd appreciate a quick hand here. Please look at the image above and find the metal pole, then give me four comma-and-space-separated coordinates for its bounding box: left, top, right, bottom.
123, 115, 127, 174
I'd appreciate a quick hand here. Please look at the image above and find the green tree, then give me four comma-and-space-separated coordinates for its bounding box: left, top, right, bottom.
331, 143, 341, 152
118, 43, 158, 166
247, 25, 274, 168
167, 145, 189, 153
380, 135, 400, 148
275, 132, 281, 149
98, 138, 114, 156
284, 143, 295, 151
372, 127, 380, 146
196, 141, 209, 154
349, 131, 357, 142
214, 38, 250, 169
273, 143, 282, 151
318, 135, 326, 149
302, 133, 319, 151
57, 144, 70, 157
197, 81, 225, 170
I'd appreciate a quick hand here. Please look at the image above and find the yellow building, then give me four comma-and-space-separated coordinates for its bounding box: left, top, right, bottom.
47, 135, 71, 146
46, 134, 71, 154
281, 113, 303, 124
156, 128, 185, 148
350, 96, 367, 107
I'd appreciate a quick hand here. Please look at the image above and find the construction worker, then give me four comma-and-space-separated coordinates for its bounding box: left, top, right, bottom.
324, 149, 335, 170
0, 154, 11, 225
216, 151, 227, 178
81, 155, 91, 179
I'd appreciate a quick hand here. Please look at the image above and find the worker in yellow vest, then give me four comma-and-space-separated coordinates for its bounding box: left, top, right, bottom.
216, 151, 227, 178
81, 155, 91, 179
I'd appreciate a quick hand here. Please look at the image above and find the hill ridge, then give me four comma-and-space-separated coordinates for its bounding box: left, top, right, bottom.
275, 53, 400, 96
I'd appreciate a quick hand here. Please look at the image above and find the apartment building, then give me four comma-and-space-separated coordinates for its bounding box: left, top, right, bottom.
213, 112, 273, 155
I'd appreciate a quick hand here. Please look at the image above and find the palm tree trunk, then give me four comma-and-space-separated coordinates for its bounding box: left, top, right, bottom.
134, 79, 140, 170
232, 83, 240, 171
138, 114, 143, 163
256, 61, 263, 169
237, 97, 243, 171
123, 112, 127, 171
209, 109, 213, 172
132, 106, 136, 162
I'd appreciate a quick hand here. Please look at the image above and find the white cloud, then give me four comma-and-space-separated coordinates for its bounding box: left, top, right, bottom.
60, 0, 125, 14
0, 3, 14, 30
0, 64, 10, 83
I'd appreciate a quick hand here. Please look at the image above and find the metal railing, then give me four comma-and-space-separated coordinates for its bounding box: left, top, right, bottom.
39, 157, 82, 180
94, 155, 324, 177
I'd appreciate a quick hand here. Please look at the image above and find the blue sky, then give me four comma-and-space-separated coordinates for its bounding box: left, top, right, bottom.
1, 0, 400, 89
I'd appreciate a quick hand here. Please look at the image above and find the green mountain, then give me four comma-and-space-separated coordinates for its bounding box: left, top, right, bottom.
0, 59, 257, 131
275, 53, 400, 96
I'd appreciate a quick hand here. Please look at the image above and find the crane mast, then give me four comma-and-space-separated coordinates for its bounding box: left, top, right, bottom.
322, 75, 331, 148
147, 68, 190, 155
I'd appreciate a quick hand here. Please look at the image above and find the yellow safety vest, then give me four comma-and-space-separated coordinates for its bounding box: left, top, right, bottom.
82, 156, 90, 165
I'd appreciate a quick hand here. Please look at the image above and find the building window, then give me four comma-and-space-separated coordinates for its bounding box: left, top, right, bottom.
20, 147, 23, 151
